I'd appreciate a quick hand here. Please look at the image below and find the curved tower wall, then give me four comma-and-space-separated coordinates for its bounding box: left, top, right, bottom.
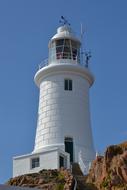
13, 24, 95, 177
33, 63, 95, 171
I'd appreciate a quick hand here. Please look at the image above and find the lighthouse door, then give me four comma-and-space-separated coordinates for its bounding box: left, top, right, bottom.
65, 137, 73, 163
59, 156, 64, 168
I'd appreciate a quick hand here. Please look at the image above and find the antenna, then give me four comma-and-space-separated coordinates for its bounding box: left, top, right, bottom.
80, 23, 85, 42
80, 23, 85, 64
80, 23, 92, 68
59, 16, 70, 26
85, 51, 92, 68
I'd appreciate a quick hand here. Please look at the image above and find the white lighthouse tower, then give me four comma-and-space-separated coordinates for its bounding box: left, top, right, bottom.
13, 19, 95, 177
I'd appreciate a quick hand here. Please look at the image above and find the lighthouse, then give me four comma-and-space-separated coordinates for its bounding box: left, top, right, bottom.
13, 19, 95, 177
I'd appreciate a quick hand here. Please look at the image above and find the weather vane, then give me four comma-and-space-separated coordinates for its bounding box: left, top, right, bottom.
59, 16, 70, 26
85, 51, 92, 68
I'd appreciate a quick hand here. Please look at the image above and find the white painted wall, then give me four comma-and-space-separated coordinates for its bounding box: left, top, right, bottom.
13, 64, 95, 177
13, 25, 95, 177
13, 148, 70, 177
13, 150, 58, 177
34, 65, 95, 167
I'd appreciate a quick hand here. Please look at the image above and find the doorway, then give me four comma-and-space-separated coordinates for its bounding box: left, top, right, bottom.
64, 137, 73, 162
59, 156, 64, 168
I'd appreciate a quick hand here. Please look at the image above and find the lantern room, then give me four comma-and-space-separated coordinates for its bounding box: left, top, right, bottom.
48, 25, 81, 64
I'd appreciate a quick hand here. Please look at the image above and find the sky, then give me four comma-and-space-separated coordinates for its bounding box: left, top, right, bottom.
0, 0, 127, 184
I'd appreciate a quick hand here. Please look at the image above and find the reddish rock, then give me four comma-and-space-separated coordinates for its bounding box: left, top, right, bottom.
6, 142, 127, 190
87, 141, 127, 190
6, 168, 74, 190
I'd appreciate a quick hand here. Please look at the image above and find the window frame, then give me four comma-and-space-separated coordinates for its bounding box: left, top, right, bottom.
64, 79, 72, 91
54, 39, 80, 62
31, 157, 40, 169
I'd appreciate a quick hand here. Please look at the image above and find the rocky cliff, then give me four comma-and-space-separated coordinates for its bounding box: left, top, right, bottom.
6, 141, 127, 190
86, 141, 127, 190
7, 168, 74, 190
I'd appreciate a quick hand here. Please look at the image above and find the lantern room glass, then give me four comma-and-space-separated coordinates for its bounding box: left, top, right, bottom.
49, 39, 80, 63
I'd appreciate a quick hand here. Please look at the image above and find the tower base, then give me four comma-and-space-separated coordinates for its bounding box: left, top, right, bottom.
13, 148, 70, 177
13, 147, 94, 177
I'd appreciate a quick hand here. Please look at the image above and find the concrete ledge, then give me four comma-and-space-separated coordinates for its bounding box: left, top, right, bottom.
34, 63, 94, 87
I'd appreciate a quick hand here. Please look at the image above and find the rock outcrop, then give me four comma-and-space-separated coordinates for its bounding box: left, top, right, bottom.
7, 168, 74, 190
6, 141, 127, 190
86, 141, 127, 190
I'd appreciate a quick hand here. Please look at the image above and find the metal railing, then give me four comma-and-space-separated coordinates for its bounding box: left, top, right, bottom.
38, 57, 88, 70
39, 58, 49, 69
56, 52, 80, 61
73, 178, 77, 190
70, 164, 77, 190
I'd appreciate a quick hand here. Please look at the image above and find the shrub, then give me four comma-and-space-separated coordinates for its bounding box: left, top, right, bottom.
55, 183, 64, 190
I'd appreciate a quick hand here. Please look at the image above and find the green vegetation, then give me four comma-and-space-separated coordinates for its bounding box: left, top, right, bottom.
84, 183, 98, 190
55, 183, 64, 190
101, 175, 111, 188
57, 172, 65, 181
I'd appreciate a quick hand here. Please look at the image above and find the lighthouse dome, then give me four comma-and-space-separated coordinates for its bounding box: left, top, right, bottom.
50, 25, 81, 43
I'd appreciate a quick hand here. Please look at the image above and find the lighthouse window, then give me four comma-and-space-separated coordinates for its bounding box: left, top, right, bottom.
56, 39, 64, 46
64, 79, 72, 91
55, 39, 80, 61
31, 157, 40, 169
